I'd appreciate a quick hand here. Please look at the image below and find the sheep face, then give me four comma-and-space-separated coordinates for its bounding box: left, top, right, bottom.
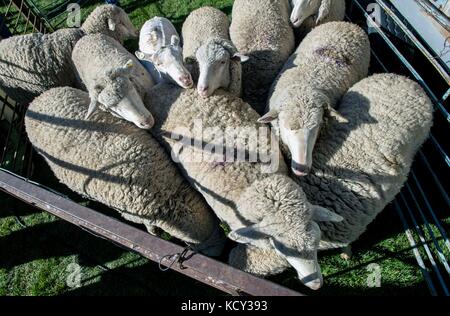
231, 220, 323, 290
136, 36, 193, 89
87, 61, 154, 129
100, 79, 154, 129
260, 87, 329, 176
290, 0, 321, 28
196, 41, 249, 98
229, 176, 343, 290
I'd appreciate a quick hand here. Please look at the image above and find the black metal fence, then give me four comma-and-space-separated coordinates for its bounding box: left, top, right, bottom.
0, 0, 50, 35
348, 0, 450, 296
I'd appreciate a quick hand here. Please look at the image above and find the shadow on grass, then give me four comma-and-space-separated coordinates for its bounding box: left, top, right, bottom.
0, 216, 127, 270
0, 192, 40, 219
63, 260, 224, 296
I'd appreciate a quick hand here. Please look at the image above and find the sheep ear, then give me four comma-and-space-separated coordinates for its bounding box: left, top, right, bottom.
124, 59, 134, 69
108, 18, 116, 31
135, 50, 146, 60
232, 53, 250, 63
316, 0, 332, 24
258, 110, 279, 124
312, 205, 343, 223
171, 35, 180, 47
325, 105, 349, 124
107, 59, 134, 79
135, 51, 155, 63
121, 59, 134, 76
85, 100, 98, 119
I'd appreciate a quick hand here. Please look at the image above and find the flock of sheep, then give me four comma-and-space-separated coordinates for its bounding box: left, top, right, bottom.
0, 0, 433, 290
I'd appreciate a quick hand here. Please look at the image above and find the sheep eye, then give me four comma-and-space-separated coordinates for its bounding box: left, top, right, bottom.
220, 60, 226, 65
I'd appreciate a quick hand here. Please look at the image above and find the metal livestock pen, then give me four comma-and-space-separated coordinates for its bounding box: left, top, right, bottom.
0, 0, 448, 296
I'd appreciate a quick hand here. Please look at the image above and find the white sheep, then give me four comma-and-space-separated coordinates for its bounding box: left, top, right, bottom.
72, 33, 155, 129
230, 0, 295, 114
182, 7, 248, 97
0, 4, 137, 105
290, 0, 346, 38
24, 86, 225, 256
134, 17, 193, 89
145, 84, 343, 290
261, 21, 370, 176
230, 73, 434, 277
80, 4, 137, 44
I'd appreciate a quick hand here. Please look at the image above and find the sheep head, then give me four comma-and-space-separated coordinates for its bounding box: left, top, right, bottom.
195, 38, 249, 98
229, 176, 343, 290
82, 5, 137, 44
259, 85, 347, 176
290, 0, 331, 28
86, 60, 154, 129
135, 35, 193, 89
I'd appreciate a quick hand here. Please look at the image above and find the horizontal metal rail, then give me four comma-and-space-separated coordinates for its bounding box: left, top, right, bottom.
0, 169, 303, 297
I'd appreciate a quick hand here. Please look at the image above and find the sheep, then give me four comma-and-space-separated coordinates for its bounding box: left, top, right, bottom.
261, 21, 370, 177
24, 86, 225, 256
0, 4, 137, 105
81, 4, 137, 44
290, 0, 346, 39
181, 7, 248, 98
134, 17, 193, 89
230, 73, 434, 276
72, 34, 155, 129
230, 0, 295, 114
0, 28, 84, 105
144, 84, 344, 290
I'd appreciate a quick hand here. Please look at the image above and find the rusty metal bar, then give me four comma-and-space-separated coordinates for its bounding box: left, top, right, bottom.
0, 169, 303, 296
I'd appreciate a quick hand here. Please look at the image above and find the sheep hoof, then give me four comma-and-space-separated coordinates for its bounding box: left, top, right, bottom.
340, 246, 352, 261
145, 224, 162, 236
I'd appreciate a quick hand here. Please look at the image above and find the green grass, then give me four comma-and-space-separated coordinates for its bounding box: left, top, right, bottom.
1, 0, 448, 296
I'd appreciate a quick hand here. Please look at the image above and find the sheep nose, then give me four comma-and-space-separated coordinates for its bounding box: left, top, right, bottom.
180, 74, 193, 87
198, 86, 209, 97
138, 117, 154, 129
292, 162, 310, 177
305, 278, 323, 291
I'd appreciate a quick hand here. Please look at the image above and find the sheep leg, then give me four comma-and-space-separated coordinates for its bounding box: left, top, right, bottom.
143, 223, 162, 236
340, 245, 352, 261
